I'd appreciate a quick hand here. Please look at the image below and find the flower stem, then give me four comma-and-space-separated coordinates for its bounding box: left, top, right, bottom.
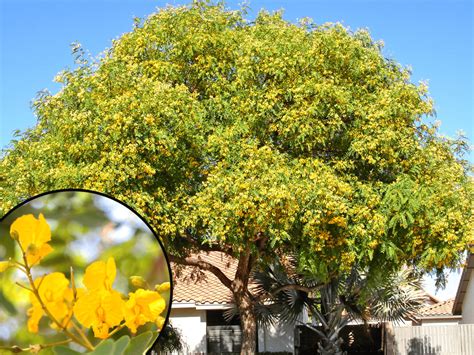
0, 339, 72, 353
107, 323, 127, 338
18, 245, 94, 351
72, 321, 95, 350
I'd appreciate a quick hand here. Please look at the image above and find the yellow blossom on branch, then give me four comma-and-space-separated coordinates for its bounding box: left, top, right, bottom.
27, 272, 76, 333
74, 257, 125, 338
83, 257, 116, 291
10, 214, 53, 266
74, 289, 125, 339
124, 289, 166, 334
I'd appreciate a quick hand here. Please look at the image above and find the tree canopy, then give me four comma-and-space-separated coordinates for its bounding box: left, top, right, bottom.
1, 2, 472, 352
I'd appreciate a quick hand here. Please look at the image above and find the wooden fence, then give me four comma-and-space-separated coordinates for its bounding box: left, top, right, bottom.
386, 324, 474, 355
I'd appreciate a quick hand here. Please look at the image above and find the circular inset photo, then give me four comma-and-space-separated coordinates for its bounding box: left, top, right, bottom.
0, 189, 172, 354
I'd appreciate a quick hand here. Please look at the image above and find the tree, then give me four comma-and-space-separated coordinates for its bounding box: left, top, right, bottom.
0, 2, 472, 353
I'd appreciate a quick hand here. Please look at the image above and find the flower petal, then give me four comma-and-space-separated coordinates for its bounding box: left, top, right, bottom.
103, 290, 125, 327
74, 291, 101, 328
27, 305, 43, 333
83, 257, 116, 291
26, 243, 53, 266
10, 214, 51, 251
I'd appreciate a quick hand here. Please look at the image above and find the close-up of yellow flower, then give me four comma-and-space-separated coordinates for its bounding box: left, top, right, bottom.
0, 191, 171, 353
27, 272, 72, 333
9, 214, 53, 266
73, 289, 125, 339
74, 256, 125, 338
124, 289, 166, 334
83, 257, 116, 291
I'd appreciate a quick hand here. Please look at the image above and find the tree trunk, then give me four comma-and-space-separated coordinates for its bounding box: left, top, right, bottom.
236, 292, 257, 354
232, 249, 257, 355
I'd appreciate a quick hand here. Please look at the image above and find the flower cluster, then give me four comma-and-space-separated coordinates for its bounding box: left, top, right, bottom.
73, 257, 168, 338
2, 213, 169, 350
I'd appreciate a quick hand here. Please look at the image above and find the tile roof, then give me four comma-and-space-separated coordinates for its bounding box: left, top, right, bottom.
172, 251, 236, 305
170, 251, 458, 319
418, 299, 455, 317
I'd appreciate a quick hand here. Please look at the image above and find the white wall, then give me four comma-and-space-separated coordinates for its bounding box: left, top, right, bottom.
258, 322, 294, 353
389, 324, 474, 355
169, 308, 207, 354
461, 274, 474, 324
170, 306, 296, 354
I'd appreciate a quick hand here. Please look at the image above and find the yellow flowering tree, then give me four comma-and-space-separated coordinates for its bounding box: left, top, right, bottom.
0, 2, 472, 353
0, 213, 169, 354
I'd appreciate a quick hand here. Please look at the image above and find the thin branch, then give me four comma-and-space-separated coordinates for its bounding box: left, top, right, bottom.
0, 339, 72, 353
185, 237, 234, 255
15, 282, 33, 292
17, 244, 94, 351
71, 322, 94, 350
169, 254, 233, 289
107, 323, 127, 338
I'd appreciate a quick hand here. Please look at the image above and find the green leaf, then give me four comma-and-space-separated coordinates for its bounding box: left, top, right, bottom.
114, 335, 131, 354
124, 331, 154, 355
88, 339, 114, 355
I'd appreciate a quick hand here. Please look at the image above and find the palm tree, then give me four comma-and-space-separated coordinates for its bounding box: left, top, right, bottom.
245, 258, 426, 355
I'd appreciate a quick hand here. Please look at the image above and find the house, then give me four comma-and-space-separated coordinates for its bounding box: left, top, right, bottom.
452, 252, 474, 323
168, 252, 470, 354
414, 299, 461, 325
169, 251, 295, 354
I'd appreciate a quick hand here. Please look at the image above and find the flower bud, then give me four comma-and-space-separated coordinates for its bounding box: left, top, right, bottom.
130, 276, 147, 288
155, 282, 170, 293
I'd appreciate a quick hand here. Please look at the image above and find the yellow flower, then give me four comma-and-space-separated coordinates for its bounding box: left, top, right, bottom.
10, 214, 53, 266
83, 257, 116, 291
73, 257, 124, 339
74, 289, 125, 339
124, 289, 166, 334
27, 272, 73, 333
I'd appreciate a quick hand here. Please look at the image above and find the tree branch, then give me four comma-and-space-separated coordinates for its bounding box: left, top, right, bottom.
174, 233, 234, 255
169, 254, 233, 290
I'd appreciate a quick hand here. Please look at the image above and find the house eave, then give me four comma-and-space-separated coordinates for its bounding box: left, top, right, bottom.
172, 301, 233, 310
416, 315, 462, 320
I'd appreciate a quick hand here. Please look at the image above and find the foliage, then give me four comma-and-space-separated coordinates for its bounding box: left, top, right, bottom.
52, 331, 157, 355
1, 2, 471, 275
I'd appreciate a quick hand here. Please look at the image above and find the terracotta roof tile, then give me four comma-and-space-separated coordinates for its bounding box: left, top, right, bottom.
172, 252, 236, 305
418, 299, 454, 317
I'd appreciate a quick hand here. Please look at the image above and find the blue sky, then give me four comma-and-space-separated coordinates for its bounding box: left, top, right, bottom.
0, 1, 472, 298
1, 0, 472, 150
